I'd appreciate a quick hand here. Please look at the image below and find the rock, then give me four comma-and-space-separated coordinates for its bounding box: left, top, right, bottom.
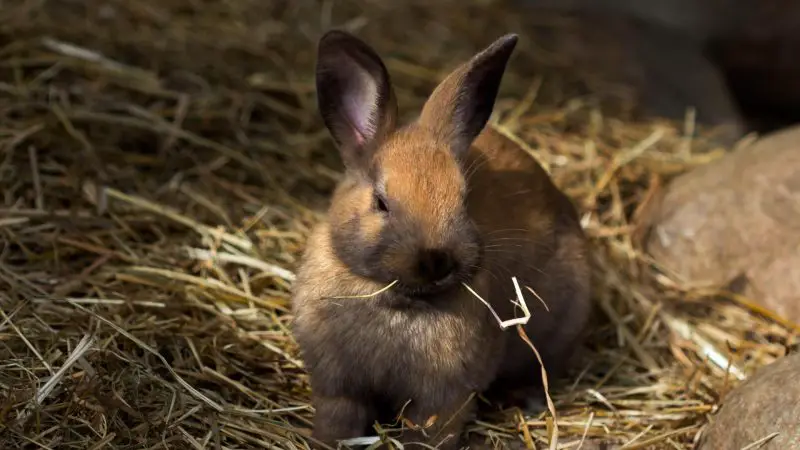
644, 124, 800, 324
511, 8, 746, 142
706, 2, 800, 132
695, 351, 800, 450
513, 0, 748, 41
511, 0, 800, 134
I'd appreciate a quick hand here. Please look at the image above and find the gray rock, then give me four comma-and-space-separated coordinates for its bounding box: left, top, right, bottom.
695, 352, 800, 450
645, 124, 800, 325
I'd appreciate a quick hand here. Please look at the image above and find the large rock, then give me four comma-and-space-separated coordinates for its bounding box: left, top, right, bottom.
511, 8, 746, 141
707, 2, 800, 132
645, 125, 800, 324
512, 0, 800, 133
695, 351, 800, 449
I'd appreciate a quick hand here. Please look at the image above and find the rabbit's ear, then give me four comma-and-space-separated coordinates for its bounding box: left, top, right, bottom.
316, 30, 399, 171
418, 34, 518, 158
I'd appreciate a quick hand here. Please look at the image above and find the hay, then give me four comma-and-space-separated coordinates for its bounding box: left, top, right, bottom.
1, 0, 797, 449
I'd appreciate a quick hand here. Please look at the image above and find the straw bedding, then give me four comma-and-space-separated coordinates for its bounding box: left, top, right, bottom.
1, 0, 797, 449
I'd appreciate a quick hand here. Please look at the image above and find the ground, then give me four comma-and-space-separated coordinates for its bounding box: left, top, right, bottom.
0, 0, 797, 449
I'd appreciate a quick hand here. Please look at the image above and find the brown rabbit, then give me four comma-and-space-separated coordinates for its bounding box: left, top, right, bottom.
290, 30, 592, 449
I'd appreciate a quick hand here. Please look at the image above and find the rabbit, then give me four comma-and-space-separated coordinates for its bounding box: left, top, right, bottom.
290, 29, 592, 450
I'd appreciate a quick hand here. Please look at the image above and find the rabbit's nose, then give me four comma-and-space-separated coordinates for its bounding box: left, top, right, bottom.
417, 249, 457, 283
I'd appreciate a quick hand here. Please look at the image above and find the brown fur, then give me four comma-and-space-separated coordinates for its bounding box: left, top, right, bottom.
291, 30, 592, 449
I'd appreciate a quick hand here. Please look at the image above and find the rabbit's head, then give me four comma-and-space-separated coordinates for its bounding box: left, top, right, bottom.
316, 30, 518, 297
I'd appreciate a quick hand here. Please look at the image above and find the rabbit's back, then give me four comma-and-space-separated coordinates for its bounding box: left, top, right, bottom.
466, 125, 592, 386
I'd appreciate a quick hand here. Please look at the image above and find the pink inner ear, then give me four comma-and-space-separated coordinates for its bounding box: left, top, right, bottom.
344, 96, 367, 146
342, 69, 380, 147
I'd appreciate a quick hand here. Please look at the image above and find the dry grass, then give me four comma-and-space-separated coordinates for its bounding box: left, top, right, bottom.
1, 0, 798, 449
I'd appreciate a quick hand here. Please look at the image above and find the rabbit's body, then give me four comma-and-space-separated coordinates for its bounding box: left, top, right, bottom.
292, 221, 505, 447
466, 127, 591, 393
291, 31, 591, 449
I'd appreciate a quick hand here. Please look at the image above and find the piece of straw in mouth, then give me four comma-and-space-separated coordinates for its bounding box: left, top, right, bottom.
330, 280, 399, 299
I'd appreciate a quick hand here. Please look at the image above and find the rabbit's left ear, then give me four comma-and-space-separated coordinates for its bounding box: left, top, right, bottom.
316, 30, 399, 171
418, 34, 518, 158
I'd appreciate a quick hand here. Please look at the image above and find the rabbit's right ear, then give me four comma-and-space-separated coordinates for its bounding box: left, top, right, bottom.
418, 34, 517, 159
316, 30, 398, 171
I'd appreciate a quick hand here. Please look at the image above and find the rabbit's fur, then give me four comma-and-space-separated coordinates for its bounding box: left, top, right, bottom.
290, 30, 592, 449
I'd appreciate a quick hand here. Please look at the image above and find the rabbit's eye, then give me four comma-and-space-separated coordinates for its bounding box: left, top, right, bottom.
373, 193, 389, 213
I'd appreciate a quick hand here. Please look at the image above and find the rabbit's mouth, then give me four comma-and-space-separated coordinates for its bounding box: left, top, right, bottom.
394, 262, 480, 298
368, 236, 484, 299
